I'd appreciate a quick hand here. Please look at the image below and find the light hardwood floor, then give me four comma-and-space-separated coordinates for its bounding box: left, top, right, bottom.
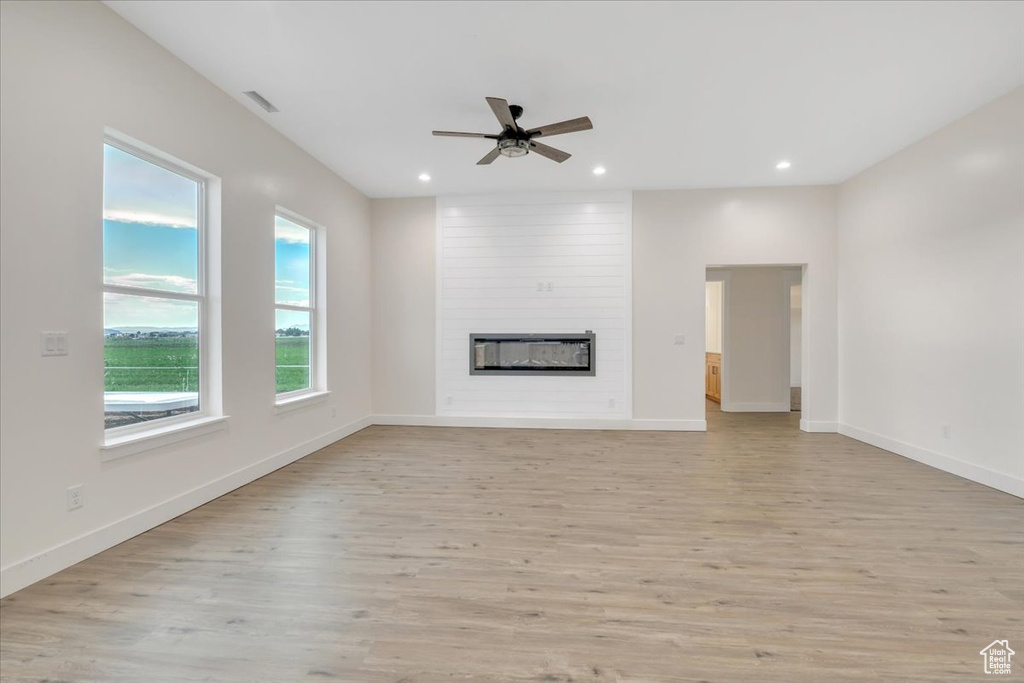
1, 405, 1021, 682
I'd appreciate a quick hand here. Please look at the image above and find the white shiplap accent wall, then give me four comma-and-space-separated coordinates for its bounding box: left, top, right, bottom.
437, 191, 632, 420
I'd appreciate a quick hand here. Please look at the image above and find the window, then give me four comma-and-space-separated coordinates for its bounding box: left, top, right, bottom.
274, 212, 318, 398
102, 140, 206, 431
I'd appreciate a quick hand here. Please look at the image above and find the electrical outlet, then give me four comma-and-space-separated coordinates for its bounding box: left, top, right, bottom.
445, 395, 453, 406
673, 334, 686, 346
546, 282, 553, 291
941, 424, 951, 439
536, 282, 544, 292
608, 397, 616, 409
67, 485, 83, 511
330, 405, 337, 419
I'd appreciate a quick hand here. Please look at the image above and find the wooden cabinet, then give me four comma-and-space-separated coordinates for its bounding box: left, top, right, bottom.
706, 352, 721, 402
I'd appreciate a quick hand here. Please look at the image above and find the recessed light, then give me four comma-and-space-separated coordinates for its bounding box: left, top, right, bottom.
592, 166, 606, 176
775, 160, 792, 170
418, 173, 431, 182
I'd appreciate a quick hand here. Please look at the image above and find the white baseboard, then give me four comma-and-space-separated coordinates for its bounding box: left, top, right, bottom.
372, 414, 707, 431
40, 414, 1013, 598
0, 416, 372, 598
722, 402, 791, 413
3, 412, 712, 598
371, 414, 442, 426
629, 419, 707, 431
838, 423, 1023, 499
430, 415, 637, 430
10, 413, 1018, 599
800, 419, 838, 433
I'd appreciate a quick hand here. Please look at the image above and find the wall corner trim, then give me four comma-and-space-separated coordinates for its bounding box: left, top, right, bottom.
0, 416, 373, 598
838, 423, 1023, 499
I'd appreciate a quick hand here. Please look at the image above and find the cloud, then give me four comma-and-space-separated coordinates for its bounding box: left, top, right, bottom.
275, 281, 309, 307
275, 216, 311, 244
105, 272, 197, 294
103, 144, 199, 230
104, 290, 198, 329
104, 210, 197, 229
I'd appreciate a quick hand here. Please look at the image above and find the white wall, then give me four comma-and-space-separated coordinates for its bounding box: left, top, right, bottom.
371, 187, 837, 431
3, 2, 1018, 603
435, 192, 632, 422
711, 267, 796, 412
371, 197, 436, 418
791, 284, 802, 387
705, 281, 722, 354
0, 1, 372, 596
837, 86, 1024, 497
634, 187, 838, 431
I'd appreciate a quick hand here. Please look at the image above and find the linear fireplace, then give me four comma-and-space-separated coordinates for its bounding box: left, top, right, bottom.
470, 331, 596, 376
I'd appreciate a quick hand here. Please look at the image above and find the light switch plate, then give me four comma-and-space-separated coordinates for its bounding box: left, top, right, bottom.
41, 331, 69, 356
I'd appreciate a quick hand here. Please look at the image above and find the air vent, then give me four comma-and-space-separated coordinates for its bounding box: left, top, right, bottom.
243, 90, 279, 113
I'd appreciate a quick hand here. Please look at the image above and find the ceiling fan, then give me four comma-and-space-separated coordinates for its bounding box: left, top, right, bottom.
432, 97, 593, 165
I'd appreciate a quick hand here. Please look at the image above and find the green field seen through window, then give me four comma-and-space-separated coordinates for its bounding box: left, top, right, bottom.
103, 336, 309, 393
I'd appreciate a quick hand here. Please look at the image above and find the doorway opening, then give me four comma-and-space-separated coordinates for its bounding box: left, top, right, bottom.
705, 280, 723, 404
705, 265, 805, 430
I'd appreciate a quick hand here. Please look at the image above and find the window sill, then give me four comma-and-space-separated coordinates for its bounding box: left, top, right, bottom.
101, 415, 229, 461
274, 390, 331, 414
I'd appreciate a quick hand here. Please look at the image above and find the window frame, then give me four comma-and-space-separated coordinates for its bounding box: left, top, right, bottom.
273, 207, 325, 405
102, 135, 211, 439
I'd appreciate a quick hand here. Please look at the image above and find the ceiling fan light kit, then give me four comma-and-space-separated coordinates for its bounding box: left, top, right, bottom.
433, 97, 593, 165
498, 138, 530, 158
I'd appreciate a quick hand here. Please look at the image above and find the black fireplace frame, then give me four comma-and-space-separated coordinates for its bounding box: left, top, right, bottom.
469, 331, 596, 377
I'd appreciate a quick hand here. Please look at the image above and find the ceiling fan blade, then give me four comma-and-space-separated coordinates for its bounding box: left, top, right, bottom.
433, 130, 499, 138
529, 140, 571, 163
476, 147, 502, 165
526, 116, 593, 138
486, 97, 518, 131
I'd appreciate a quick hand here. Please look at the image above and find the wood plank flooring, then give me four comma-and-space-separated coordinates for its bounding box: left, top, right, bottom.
2, 405, 1022, 682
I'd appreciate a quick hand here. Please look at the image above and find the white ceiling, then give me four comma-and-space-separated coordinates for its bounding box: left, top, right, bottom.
105, 1, 1024, 198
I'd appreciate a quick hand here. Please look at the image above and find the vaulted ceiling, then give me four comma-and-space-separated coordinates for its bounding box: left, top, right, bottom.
105, 1, 1024, 198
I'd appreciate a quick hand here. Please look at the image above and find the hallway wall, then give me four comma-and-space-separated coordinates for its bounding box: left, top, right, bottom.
791, 284, 802, 387
705, 281, 723, 354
